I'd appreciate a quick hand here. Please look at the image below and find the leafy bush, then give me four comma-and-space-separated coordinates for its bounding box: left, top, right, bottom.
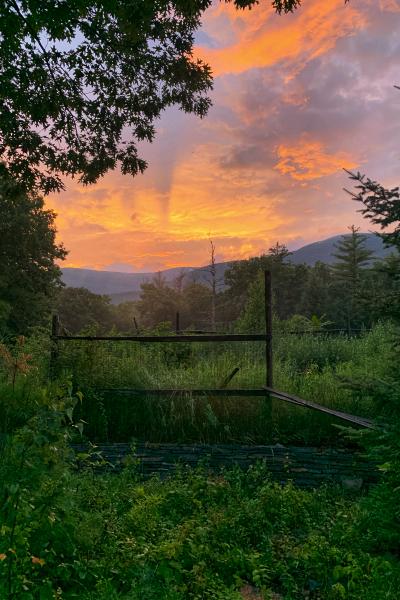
342, 330, 400, 557
0, 381, 83, 598
1, 434, 400, 599
0, 333, 399, 598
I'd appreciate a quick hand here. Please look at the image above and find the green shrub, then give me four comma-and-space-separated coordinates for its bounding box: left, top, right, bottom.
1, 379, 400, 598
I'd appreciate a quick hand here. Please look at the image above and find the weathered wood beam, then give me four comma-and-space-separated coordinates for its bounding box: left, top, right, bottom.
264, 386, 375, 429
98, 388, 269, 397
53, 333, 267, 342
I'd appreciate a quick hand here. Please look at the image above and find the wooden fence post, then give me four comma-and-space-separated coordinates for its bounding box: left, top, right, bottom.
50, 313, 60, 379
176, 311, 180, 334
264, 270, 273, 387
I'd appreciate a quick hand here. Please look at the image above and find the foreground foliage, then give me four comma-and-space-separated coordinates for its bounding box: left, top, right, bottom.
1, 388, 400, 599
1, 319, 400, 599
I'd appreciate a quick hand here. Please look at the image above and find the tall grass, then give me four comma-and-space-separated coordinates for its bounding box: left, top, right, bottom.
46, 323, 393, 445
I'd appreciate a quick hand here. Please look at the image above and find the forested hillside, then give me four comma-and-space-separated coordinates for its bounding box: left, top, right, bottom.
61, 232, 393, 303
53, 229, 399, 335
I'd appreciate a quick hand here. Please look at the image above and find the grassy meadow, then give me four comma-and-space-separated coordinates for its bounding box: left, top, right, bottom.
1, 323, 400, 599
48, 324, 390, 445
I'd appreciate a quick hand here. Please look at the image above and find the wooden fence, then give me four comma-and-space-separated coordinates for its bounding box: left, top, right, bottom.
51, 270, 374, 430
51, 270, 273, 384
51, 270, 382, 485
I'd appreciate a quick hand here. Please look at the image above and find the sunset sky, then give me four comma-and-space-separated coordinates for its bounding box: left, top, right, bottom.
49, 0, 400, 272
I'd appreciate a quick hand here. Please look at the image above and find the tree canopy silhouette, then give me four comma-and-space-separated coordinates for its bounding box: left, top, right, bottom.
0, 0, 302, 193
0, 167, 66, 334
345, 170, 400, 250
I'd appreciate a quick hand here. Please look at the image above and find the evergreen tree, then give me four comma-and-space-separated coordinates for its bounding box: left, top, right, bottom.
235, 271, 265, 333
366, 252, 400, 323
267, 242, 292, 262
346, 169, 400, 322
223, 243, 291, 321
332, 226, 374, 282
346, 170, 400, 250
223, 255, 271, 319
331, 225, 374, 330
299, 261, 333, 321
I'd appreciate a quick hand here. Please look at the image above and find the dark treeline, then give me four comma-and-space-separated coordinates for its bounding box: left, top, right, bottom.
0, 170, 66, 336
53, 227, 400, 335
1, 165, 398, 337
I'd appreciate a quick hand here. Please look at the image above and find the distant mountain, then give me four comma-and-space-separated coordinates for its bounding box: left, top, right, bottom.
290, 232, 393, 266
61, 232, 395, 303
62, 266, 187, 296
61, 262, 232, 304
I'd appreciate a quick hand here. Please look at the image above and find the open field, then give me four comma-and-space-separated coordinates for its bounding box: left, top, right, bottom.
1, 324, 399, 599
49, 324, 391, 445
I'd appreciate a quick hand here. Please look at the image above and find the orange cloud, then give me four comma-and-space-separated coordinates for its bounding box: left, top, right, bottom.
51, 132, 367, 272
46, 0, 399, 272
379, 0, 400, 12
51, 144, 293, 270
274, 138, 358, 180
198, 0, 367, 76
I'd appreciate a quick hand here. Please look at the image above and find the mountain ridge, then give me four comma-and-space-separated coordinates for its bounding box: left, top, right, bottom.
61, 232, 395, 303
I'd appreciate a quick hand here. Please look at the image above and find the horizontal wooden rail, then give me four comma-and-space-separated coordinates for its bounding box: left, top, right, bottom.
264, 386, 375, 429
281, 329, 372, 335
53, 334, 268, 343
53, 330, 371, 342
97, 387, 375, 429
183, 330, 233, 335
99, 388, 268, 396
